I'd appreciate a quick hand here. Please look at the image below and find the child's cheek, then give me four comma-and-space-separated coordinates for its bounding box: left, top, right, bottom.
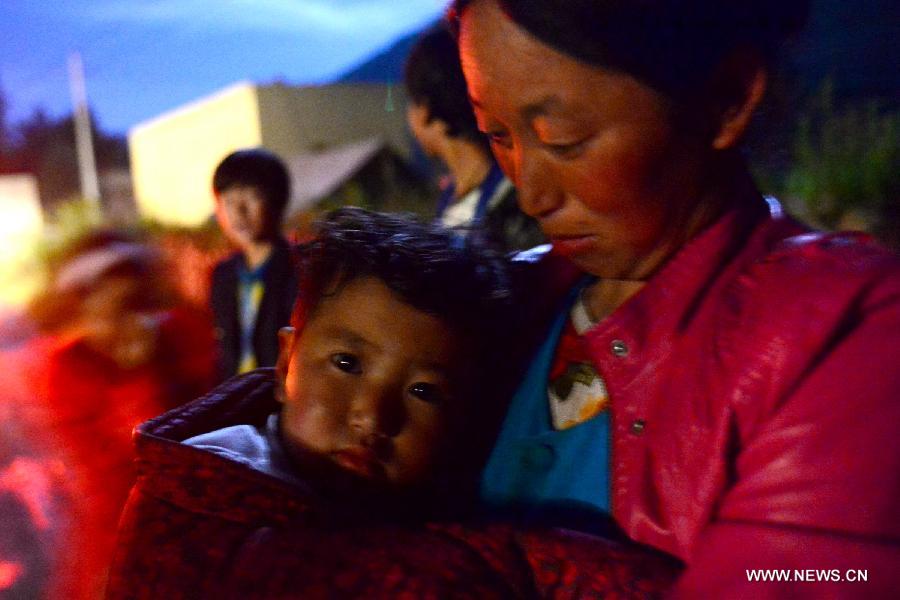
394, 413, 447, 482
291, 374, 354, 450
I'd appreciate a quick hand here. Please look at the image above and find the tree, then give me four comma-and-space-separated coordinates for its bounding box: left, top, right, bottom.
0, 80, 11, 172
6, 108, 128, 208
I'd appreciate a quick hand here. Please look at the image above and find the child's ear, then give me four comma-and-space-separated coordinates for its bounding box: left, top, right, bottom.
275, 327, 296, 403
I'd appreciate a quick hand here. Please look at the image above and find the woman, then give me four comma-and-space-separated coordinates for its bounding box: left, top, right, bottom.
452, 0, 900, 596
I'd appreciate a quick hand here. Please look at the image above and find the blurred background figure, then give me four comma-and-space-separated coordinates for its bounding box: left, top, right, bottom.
210, 148, 299, 383
0, 413, 68, 599
405, 23, 544, 253
0, 229, 215, 598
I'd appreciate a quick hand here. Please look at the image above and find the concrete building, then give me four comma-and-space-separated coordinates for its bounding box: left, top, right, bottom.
0, 174, 43, 307
129, 81, 411, 227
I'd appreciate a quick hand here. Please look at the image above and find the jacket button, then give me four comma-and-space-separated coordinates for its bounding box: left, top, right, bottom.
611, 339, 629, 357
630, 419, 646, 435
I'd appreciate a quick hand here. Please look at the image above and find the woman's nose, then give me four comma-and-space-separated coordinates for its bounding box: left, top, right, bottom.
511, 148, 562, 219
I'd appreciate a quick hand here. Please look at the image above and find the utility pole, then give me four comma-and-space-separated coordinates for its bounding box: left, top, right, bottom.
68, 52, 100, 205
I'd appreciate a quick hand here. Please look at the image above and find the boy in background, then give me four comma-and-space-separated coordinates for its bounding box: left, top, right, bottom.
211, 148, 298, 381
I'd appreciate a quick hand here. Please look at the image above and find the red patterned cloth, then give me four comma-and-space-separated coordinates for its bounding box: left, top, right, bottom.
107, 370, 681, 599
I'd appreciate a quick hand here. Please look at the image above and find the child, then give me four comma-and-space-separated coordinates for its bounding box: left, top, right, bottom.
200, 207, 511, 512
108, 209, 678, 598
210, 148, 298, 381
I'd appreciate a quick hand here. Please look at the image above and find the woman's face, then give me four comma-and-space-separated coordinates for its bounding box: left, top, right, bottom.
458, 0, 708, 279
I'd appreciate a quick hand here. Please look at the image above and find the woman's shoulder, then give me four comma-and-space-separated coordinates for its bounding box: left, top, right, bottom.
738, 229, 900, 314
714, 227, 900, 416
767, 229, 898, 277
715, 224, 900, 352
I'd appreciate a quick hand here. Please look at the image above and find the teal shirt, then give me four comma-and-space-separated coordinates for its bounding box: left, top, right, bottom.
481, 282, 611, 526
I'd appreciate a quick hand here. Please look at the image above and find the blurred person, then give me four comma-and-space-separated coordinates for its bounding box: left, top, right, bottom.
2, 230, 216, 599
0, 307, 38, 351
405, 23, 544, 252
211, 148, 299, 382
0, 406, 69, 599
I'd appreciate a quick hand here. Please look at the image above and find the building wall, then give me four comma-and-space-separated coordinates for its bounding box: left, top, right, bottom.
0, 174, 43, 306
129, 82, 263, 226
256, 83, 411, 161
129, 82, 412, 227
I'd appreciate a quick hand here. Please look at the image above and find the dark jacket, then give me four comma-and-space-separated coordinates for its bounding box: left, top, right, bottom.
209, 239, 298, 381
512, 193, 900, 598
107, 370, 680, 599
482, 183, 545, 253
437, 163, 544, 254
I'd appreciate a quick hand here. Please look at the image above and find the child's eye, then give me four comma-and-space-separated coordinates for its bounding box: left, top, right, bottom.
408, 382, 444, 405
330, 353, 361, 374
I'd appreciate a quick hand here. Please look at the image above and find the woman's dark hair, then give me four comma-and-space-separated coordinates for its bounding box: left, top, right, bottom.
404, 23, 490, 151
292, 208, 512, 348
212, 148, 291, 223
449, 0, 810, 97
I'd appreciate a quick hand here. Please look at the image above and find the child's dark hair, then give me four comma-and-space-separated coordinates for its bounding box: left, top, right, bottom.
293, 208, 513, 351
449, 0, 809, 98
212, 148, 291, 222
404, 23, 489, 152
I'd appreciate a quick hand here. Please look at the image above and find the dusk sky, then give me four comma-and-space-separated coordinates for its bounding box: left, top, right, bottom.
0, 0, 446, 135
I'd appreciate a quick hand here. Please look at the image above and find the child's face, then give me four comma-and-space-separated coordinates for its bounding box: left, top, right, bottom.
276, 276, 468, 487
214, 185, 273, 251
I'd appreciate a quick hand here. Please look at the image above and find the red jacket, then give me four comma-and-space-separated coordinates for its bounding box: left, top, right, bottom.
522, 195, 900, 597
107, 371, 680, 599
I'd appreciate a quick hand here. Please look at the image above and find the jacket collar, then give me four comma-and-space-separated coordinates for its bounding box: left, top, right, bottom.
131, 370, 313, 525
137, 368, 279, 442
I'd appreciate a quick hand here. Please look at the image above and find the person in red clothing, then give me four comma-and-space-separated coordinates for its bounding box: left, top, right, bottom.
451, 0, 900, 597
5, 231, 216, 599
